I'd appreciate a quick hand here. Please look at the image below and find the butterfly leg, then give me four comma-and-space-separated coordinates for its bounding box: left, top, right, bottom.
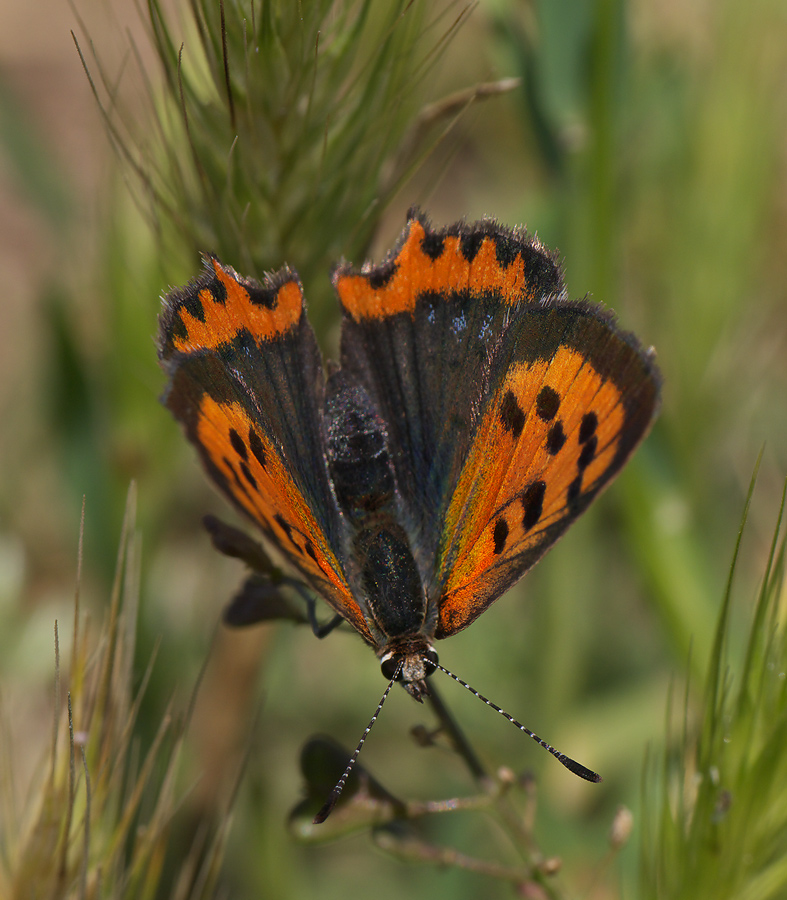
290, 582, 344, 638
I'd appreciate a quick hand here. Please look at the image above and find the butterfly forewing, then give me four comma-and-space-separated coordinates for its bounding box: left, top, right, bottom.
159, 256, 374, 643
433, 307, 660, 637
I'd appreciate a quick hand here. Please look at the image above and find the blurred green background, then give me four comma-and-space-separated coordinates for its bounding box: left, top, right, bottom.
1, 0, 786, 898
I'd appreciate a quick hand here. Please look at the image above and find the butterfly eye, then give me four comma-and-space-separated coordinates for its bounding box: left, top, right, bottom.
423, 648, 439, 676
380, 654, 402, 681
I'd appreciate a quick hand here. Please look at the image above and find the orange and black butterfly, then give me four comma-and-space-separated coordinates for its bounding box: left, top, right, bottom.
158, 209, 660, 816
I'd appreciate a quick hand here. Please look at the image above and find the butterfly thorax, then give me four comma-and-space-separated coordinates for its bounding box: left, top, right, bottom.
326, 374, 435, 698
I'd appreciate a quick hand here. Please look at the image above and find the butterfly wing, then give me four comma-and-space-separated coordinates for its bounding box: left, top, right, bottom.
334, 210, 660, 638
431, 305, 660, 636
159, 256, 374, 643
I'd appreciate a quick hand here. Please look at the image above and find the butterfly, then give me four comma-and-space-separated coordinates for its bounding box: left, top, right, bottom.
158, 209, 661, 814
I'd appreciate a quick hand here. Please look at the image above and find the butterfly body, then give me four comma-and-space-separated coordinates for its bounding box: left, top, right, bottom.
159, 209, 660, 701
324, 371, 435, 698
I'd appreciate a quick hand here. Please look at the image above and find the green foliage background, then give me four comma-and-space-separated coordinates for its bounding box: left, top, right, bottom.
1, 0, 786, 897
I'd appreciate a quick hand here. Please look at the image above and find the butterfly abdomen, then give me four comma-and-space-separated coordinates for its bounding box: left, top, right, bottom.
354, 523, 426, 640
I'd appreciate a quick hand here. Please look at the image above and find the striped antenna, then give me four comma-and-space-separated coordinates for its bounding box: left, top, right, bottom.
313, 660, 403, 824
431, 659, 601, 783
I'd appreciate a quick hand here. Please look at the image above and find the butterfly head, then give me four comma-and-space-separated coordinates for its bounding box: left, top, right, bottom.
380, 642, 439, 702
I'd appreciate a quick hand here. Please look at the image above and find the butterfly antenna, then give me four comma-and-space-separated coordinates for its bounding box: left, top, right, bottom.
430, 659, 601, 783
313, 660, 403, 824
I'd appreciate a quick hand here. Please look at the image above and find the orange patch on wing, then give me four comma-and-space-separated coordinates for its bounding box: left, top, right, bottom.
171, 260, 303, 353
195, 394, 373, 642
436, 348, 628, 633
336, 220, 540, 321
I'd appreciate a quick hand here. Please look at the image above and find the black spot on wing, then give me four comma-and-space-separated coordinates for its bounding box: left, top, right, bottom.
420, 231, 445, 260
249, 429, 267, 469
536, 386, 560, 421
229, 428, 248, 461
246, 283, 279, 308
500, 390, 526, 438
492, 232, 521, 268
181, 291, 207, 324
168, 315, 189, 345
368, 262, 398, 289
493, 518, 509, 555
459, 231, 484, 263
274, 513, 292, 539
579, 412, 598, 444
522, 481, 546, 531
546, 422, 566, 455
578, 434, 597, 470
211, 277, 227, 304
567, 474, 583, 508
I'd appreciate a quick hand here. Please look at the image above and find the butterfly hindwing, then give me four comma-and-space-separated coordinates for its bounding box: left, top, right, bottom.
159, 256, 374, 643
